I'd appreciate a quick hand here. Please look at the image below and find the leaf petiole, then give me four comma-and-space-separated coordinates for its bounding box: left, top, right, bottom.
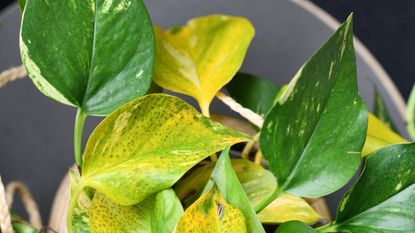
407, 85, 415, 140
254, 186, 284, 213
74, 109, 87, 168
200, 103, 218, 162
241, 133, 259, 159
316, 222, 338, 233
66, 183, 84, 233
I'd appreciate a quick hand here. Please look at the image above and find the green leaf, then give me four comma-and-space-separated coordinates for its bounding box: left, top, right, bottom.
408, 85, 415, 140
276, 221, 316, 233
333, 143, 415, 232
175, 158, 319, 225
373, 87, 397, 131
11, 223, 38, 233
18, 0, 26, 11
362, 113, 407, 157
226, 73, 280, 116
77, 94, 249, 205
151, 189, 184, 233
259, 15, 367, 199
175, 186, 247, 233
90, 189, 182, 233
153, 15, 255, 114
210, 148, 265, 233
20, 0, 155, 116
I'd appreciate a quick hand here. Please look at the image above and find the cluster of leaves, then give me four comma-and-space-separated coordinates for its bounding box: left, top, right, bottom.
16, 0, 415, 232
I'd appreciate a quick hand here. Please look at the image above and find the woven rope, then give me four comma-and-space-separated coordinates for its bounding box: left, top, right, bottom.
0, 65, 42, 232
0, 65, 26, 89
216, 92, 264, 128
6, 182, 43, 229
0, 177, 13, 233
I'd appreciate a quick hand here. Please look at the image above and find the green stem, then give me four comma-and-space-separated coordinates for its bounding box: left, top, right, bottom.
407, 85, 415, 140
74, 109, 87, 168
241, 133, 259, 159
316, 222, 338, 233
200, 103, 218, 162
66, 184, 84, 233
254, 187, 283, 213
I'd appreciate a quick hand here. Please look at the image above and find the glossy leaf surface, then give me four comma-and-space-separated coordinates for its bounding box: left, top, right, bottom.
260, 15, 367, 197
363, 113, 407, 157
175, 186, 247, 233
335, 143, 415, 232
210, 148, 265, 232
175, 158, 319, 224
20, 0, 155, 115
226, 73, 280, 116
90, 189, 182, 233
78, 94, 249, 205
153, 15, 255, 113
276, 221, 316, 233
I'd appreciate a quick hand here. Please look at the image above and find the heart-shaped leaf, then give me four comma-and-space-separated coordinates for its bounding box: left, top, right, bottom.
331, 143, 415, 233
76, 94, 249, 205
20, 0, 155, 115
408, 85, 415, 140
175, 158, 319, 225
90, 189, 183, 233
276, 221, 316, 233
259, 15, 367, 201
175, 185, 247, 233
209, 148, 265, 232
363, 113, 407, 157
153, 15, 255, 115
226, 73, 280, 117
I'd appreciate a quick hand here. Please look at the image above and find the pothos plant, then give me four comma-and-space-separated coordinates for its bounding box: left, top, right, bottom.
12, 0, 415, 232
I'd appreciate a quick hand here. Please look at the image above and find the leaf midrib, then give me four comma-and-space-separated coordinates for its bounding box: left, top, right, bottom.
80, 0, 98, 110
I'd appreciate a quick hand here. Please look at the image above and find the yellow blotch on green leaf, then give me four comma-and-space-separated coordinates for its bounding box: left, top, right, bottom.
175, 186, 247, 233
362, 113, 407, 157
153, 15, 255, 115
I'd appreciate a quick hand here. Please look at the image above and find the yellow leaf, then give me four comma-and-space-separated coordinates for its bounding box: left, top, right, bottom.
257, 194, 320, 224
175, 186, 247, 233
175, 159, 320, 224
154, 15, 255, 115
362, 113, 407, 157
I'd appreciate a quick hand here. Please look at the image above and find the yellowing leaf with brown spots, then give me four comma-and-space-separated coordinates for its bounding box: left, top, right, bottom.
175, 186, 247, 233
71, 94, 249, 210
90, 189, 183, 233
153, 15, 255, 114
362, 113, 407, 157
